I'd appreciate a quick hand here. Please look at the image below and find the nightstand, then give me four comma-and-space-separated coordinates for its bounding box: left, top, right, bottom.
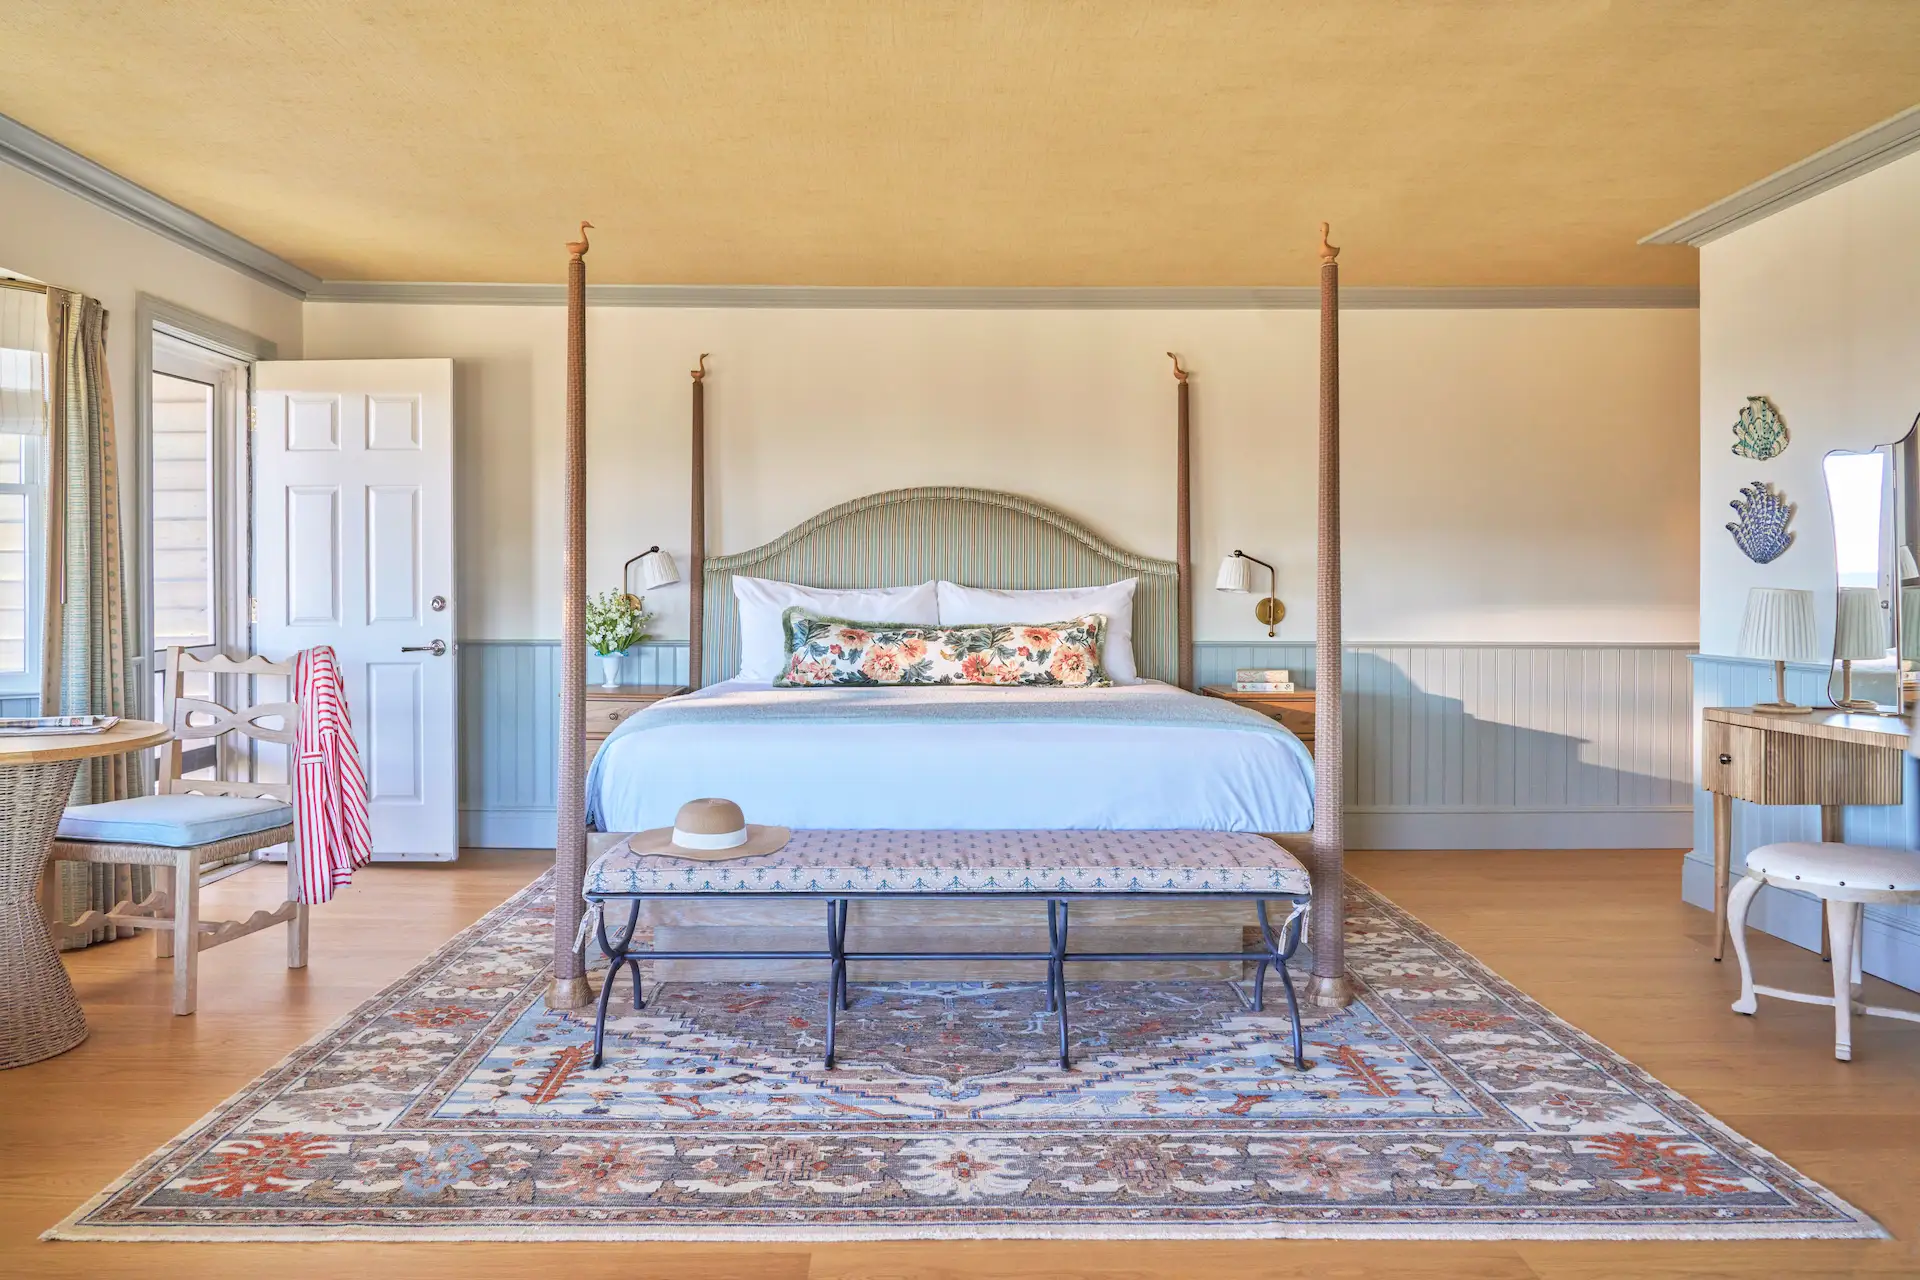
1201, 686, 1314, 753
584, 685, 687, 760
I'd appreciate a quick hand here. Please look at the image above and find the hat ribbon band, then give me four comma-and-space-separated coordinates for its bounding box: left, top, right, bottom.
672, 826, 751, 851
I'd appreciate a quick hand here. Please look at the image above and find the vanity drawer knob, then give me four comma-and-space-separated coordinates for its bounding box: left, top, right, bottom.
1719, 753, 1733, 765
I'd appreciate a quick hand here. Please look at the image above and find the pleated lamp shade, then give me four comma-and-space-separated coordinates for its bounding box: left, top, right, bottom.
1215, 554, 1252, 593
637, 548, 680, 590
1903, 590, 1920, 661
1833, 587, 1889, 661
1736, 588, 1820, 663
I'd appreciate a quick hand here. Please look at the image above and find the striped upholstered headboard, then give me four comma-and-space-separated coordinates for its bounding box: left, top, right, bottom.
700, 487, 1180, 686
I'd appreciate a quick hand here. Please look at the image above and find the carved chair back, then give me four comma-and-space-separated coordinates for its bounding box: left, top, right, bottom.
159, 647, 301, 803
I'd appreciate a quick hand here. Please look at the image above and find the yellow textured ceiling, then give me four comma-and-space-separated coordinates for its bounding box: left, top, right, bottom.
5, 2, 1917, 286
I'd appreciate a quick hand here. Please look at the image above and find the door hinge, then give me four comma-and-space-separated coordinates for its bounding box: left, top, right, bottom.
249, 597, 259, 623
247, 402, 257, 437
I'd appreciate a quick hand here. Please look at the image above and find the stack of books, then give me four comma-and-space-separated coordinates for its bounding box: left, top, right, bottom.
1233, 668, 1295, 692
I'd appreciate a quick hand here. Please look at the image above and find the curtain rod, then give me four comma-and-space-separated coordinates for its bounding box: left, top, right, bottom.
0, 278, 49, 294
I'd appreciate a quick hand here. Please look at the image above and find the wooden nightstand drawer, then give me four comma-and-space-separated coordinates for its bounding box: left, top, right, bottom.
578, 685, 689, 742
584, 699, 641, 738
1200, 686, 1315, 753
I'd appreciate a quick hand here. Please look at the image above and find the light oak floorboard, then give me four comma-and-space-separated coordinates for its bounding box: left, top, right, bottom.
3, 848, 1917, 1279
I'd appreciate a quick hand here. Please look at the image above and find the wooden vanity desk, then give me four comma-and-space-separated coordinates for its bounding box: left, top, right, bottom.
1700, 706, 1909, 960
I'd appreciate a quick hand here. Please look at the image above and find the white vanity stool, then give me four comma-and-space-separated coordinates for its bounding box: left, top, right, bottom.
1728, 841, 1920, 1060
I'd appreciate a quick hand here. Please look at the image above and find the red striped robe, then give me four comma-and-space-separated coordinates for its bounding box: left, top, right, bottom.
294, 646, 372, 903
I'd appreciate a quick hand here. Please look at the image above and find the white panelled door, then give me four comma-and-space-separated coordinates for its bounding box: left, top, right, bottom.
254, 360, 458, 861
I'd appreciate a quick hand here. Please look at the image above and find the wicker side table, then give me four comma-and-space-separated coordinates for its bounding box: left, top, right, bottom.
1, 720, 170, 1070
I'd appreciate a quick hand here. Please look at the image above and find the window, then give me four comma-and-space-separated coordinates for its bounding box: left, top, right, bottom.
0, 435, 42, 691
150, 372, 217, 648
0, 280, 47, 697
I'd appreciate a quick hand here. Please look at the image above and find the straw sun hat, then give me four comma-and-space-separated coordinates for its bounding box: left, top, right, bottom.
627, 797, 790, 861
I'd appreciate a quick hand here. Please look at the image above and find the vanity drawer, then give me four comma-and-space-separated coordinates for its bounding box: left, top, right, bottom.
1702, 717, 1904, 806
1701, 720, 1767, 801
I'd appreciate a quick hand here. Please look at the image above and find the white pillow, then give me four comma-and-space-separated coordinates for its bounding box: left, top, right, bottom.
732, 577, 939, 682
936, 579, 1140, 683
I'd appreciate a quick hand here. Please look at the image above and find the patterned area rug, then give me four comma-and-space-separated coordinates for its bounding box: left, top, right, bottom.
50, 872, 1881, 1241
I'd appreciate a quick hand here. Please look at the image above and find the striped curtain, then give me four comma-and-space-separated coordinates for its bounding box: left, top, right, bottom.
44, 289, 149, 944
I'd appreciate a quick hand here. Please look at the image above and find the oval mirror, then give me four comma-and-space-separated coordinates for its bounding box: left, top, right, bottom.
1825, 414, 1920, 714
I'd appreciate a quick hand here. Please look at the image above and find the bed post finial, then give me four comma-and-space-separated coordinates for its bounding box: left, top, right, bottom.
692, 352, 709, 382
567, 221, 593, 261
1167, 352, 1189, 384
1319, 221, 1339, 265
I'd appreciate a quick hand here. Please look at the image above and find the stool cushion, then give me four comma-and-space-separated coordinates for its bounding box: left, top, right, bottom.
57, 795, 294, 849
586, 829, 1312, 897
1745, 841, 1920, 892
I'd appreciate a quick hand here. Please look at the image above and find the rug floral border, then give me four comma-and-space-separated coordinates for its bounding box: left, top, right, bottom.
47, 871, 1886, 1242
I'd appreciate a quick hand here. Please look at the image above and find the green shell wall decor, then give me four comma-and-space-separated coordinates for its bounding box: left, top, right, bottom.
1731, 395, 1788, 461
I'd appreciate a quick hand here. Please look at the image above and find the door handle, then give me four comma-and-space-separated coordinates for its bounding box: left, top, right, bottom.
402, 640, 448, 657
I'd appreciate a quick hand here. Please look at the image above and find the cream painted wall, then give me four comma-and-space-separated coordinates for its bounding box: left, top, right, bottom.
1699, 149, 1920, 657
300, 303, 1699, 646
0, 164, 303, 431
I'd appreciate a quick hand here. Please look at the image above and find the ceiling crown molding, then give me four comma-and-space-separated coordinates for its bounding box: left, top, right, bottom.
1642, 104, 1920, 247
304, 281, 1697, 309
0, 113, 320, 298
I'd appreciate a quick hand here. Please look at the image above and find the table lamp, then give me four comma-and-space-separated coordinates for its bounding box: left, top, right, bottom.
1832, 586, 1888, 710
1737, 587, 1820, 715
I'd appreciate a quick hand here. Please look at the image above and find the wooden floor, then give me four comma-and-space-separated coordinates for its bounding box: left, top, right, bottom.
4, 848, 1918, 1278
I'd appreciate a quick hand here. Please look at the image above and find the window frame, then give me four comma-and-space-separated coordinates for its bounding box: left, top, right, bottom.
0, 432, 43, 698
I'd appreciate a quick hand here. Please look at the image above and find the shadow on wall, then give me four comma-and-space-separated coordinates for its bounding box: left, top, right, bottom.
1339, 649, 1691, 813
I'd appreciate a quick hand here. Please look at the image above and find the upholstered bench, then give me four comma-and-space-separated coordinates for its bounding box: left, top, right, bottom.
582, 829, 1313, 1071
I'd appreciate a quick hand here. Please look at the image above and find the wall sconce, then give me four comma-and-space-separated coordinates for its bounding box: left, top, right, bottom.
1216, 550, 1284, 637
623, 545, 680, 603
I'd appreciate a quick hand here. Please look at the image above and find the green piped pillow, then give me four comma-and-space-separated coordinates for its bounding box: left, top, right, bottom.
774, 607, 1112, 688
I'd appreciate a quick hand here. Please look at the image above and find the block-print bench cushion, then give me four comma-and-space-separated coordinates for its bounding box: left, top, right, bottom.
585, 829, 1311, 897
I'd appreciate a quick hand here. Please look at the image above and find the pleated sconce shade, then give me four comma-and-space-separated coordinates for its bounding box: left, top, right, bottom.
1834, 587, 1889, 661
638, 549, 680, 590
1215, 555, 1253, 593
1736, 588, 1820, 663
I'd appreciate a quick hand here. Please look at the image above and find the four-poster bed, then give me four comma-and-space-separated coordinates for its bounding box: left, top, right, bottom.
548, 225, 1350, 1012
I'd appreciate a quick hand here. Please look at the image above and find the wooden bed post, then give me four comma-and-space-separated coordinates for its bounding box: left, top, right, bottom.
1308, 222, 1353, 1008
1171, 353, 1194, 690
688, 355, 707, 690
550, 221, 593, 1010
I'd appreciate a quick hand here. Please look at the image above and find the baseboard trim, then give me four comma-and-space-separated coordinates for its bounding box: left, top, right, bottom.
461, 808, 557, 849
1681, 850, 1920, 992
1350, 806, 1691, 851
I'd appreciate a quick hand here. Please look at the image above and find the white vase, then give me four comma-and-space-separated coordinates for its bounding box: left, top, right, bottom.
600, 654, 623, 689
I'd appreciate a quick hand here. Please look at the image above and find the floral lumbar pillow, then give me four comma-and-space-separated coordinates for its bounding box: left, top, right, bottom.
775, 608, 1111, 688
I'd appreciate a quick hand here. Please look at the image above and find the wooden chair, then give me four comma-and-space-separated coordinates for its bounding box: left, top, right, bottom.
1728, 840, 1920, 1061
42, 648, 308, 1015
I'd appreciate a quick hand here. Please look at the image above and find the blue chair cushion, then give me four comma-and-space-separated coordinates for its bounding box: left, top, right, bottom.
57, 794, 294, 848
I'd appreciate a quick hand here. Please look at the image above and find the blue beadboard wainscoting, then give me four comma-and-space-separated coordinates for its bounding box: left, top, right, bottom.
459, 640, 1695, 853
1684, 654, 1920, 990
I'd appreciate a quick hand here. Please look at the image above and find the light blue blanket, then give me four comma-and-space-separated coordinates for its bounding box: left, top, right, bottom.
585, 680, 1310, 832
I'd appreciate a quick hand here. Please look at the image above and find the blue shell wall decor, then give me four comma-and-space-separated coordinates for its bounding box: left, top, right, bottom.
1731, 395, 1789, 460
1727, 480, 1794, 563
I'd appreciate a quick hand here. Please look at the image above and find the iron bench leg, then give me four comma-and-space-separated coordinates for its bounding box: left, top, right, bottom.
1051, 898, 1071, 1069
824, 898, 848, 1069
589, 898, 644, 1070
1255, 898, 1310, 1071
